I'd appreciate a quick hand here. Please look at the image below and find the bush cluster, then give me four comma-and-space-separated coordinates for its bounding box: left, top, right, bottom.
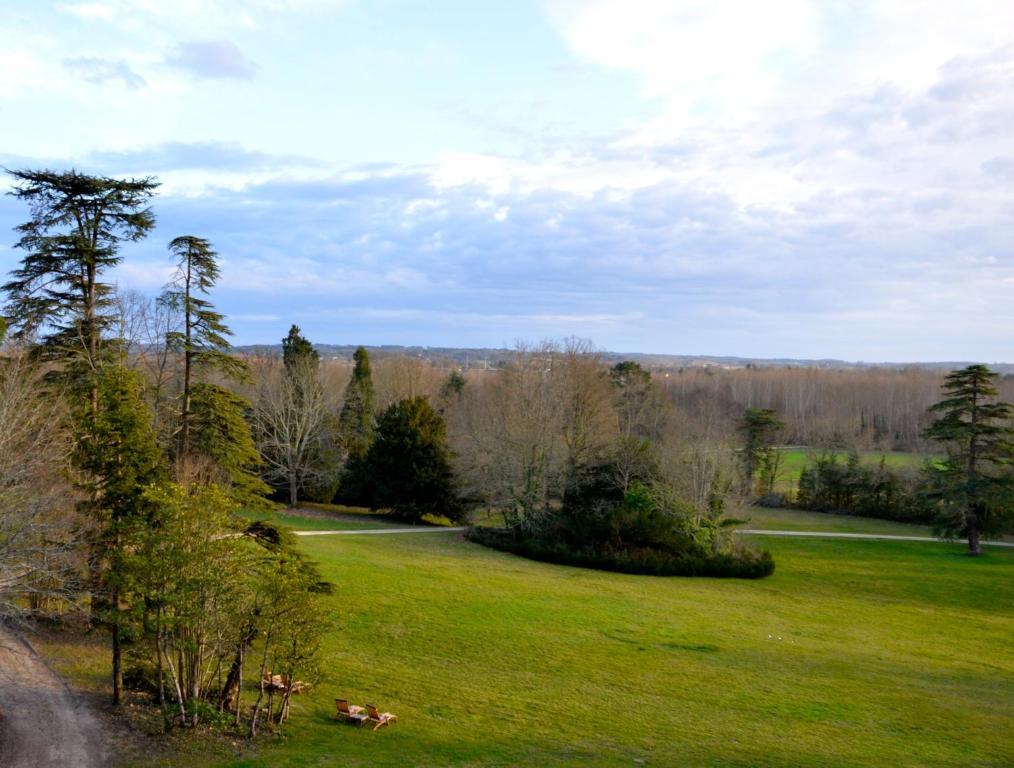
795, 452, 933, 523
470, 465, 774, 579
467, 526, 774, 578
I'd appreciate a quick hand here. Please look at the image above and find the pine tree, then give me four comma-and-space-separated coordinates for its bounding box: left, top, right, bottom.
163, 235, 247, 459
188, 383, 270, 506
738, 408, 784, 496
339, 346, 375, 461
282, 324, 319, 372
3, 169, 157, 376
74, 365, 166, 705
364, 396, 463, 523
924, 365, 1014, 555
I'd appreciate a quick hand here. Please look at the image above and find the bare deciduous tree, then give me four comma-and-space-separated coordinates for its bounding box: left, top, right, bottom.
250, 357, 336, 507
0, 353, 79, 621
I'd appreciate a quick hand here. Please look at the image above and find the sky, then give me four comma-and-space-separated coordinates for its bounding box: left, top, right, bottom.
1, 0, 1013, 362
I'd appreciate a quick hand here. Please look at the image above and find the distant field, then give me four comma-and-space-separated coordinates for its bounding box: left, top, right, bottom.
35, 507, 1014, 768
775, 448, 933, 492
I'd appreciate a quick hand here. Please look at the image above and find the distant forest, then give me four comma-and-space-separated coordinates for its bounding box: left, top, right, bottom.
236, 346, 1014, 452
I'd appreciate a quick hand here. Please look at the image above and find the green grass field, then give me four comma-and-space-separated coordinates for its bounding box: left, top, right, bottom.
35, 507, 1014, 767
736, 505, 935, 536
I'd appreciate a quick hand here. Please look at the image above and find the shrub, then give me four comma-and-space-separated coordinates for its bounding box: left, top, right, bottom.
468, 463, 774, 579
796, 452, 933, 522
466, 527, 774, 579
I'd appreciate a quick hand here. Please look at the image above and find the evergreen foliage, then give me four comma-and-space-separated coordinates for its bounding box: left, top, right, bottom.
73, 364, 167, 705
282, 324, 319, 372
362, 396, 464, 522
796, 452, 932, 522
338, 346, 375, 462
2, 169, 157, 368
163, 235, 247, 458
473, 459, 773, 578
923, 364, 1014, 554
188, 383, 271, 505
738, 408, 785, 496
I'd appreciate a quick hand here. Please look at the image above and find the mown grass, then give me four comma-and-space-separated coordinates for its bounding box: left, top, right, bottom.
36, 510, 1014, 768
735, 505, 934, 536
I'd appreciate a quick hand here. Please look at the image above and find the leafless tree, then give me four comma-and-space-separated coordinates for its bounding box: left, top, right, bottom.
0, 352, 80, 621
249, 357, 337, 507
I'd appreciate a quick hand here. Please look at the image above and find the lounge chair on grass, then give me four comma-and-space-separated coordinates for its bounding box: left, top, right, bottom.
365, 703, 398, 731
335, 698, 368, 725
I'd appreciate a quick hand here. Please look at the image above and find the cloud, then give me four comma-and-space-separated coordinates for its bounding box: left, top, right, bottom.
87, 141, 320, 173
165, 40, 257, 80
63, 56, 146, 88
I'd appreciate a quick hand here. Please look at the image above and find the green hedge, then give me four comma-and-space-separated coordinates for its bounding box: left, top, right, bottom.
466, 527, 775, 579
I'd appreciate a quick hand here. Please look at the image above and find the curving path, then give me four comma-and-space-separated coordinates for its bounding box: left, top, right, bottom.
0, 627, 105, 768
294, 526, 1013, 547
734, 529, 1014, 547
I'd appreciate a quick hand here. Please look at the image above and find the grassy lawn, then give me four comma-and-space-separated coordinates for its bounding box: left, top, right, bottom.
35, 529, 1014, 767
735, 505, 935, 536
237, 504, 414, 532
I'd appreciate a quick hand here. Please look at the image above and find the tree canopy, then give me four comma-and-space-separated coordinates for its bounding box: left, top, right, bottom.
924, 364, 1014, 554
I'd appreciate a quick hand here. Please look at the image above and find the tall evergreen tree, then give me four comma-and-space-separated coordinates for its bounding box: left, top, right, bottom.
924, 364, 1014, 555
282, 324, 319, 372
2, 169, 157, 375
188, 383, 270, 506
74, 365, 166, 705
163, 235, 246, 459
364, 396, 463, 523
737, 408, 784, 496
339, 346, 375, 461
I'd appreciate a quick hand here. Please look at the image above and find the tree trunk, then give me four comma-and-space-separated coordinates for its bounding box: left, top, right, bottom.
112, 617, 123, 706
289, 476, 298, 508
967, 510, 982, 556
221, 623, 256, 712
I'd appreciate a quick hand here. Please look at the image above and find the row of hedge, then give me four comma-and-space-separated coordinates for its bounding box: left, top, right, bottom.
466, 526, 775, 579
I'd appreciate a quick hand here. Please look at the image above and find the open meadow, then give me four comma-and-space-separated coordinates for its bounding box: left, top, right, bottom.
35, 508, 1014, 768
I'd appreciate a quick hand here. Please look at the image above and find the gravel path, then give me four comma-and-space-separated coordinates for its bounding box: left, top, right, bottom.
294, 526, 1013, 548
295, 526, 467, 536
0, 627, 106, 768
734, 529, 1014, 547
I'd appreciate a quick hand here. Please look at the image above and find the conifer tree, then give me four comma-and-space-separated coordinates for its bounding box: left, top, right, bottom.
163, 235, 246, 459
364, 396, 463, 523
924, 364, 1014, 554
738, 408, 784, 496
2, 169, 157, 377
74, 365, 166, 705
339, 346, 375, 461
282, 324, 319, 372
188, 383, 270, 505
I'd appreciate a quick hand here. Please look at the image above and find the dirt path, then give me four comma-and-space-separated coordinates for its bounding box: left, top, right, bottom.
0, 627, 105, 768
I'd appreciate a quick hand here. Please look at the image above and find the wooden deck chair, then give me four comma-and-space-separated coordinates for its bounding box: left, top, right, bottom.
365, 703, 398, 731
335, 698, 367, 724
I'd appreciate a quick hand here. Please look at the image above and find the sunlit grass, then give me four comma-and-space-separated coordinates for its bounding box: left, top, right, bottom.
36, 510, 1014, 767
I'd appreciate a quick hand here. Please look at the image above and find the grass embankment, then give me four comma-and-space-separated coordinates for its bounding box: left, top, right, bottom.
34, 507, 1014, 767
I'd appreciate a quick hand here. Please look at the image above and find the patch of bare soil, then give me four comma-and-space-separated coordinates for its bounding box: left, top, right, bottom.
0, 626, 106, 768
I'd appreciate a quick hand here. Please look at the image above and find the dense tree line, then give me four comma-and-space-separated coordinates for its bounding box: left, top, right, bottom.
659, 365, 1014, 451
0, 170, 327, 733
